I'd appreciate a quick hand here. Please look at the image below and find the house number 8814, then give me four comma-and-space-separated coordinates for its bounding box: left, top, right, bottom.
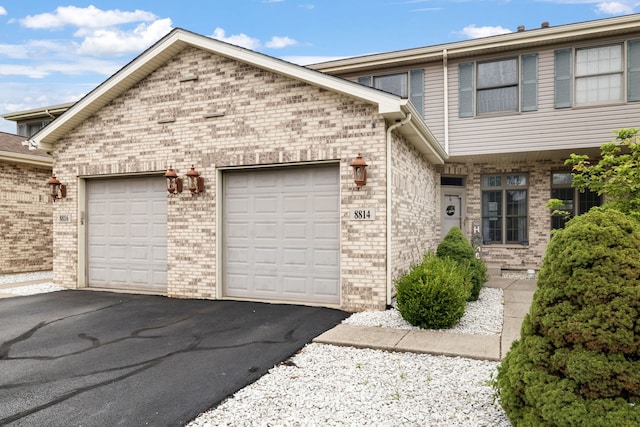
351, 209, 375, 221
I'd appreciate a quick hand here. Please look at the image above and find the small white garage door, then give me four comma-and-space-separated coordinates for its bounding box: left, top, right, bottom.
223, 165, 340, 305
87, 176, 167, 292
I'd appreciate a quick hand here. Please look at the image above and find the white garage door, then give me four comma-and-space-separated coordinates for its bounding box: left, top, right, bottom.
87, 176, 167, 292
223, 165, 340, 305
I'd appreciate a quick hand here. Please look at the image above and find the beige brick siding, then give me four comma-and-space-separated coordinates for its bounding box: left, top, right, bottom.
0, 161, 53, 274
441, 157, 566, 271
391, 132, 440, 283
50, 46, 395, 311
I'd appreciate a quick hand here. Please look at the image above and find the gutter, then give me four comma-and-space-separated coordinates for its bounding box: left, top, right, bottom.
386, 112, 412, 307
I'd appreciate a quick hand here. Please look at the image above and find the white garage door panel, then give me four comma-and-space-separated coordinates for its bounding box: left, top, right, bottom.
224, 165, 340, 304
87, 176, 167, 292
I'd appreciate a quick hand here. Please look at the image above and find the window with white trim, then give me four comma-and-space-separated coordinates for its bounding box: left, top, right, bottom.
459, 54, 538, 117
357, 69, 424, 117
481, 174, 529, 244
550, 172, 602, 229
555, 39, 640, 108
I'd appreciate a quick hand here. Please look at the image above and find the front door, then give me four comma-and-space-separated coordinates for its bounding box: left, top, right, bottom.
442, 193, 462, 238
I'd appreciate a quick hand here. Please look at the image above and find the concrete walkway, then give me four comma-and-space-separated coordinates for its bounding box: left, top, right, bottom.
314, 277, 537, 361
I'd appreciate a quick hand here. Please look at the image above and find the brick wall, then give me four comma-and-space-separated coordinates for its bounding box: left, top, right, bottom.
442, 157, 566, 271
50, 46, 396, 311
0, 161, 53, 274
391, 132, 440, 282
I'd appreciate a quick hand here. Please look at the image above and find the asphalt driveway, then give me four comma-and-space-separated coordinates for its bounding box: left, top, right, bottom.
0, 290, 348, 426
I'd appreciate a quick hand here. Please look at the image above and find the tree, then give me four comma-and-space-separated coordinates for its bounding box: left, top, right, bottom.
565, 128, 640, 221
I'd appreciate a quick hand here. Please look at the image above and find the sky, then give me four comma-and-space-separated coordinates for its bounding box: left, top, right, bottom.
1, 0, 638, 133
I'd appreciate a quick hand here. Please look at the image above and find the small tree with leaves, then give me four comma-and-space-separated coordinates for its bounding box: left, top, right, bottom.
564, 128, 640, 221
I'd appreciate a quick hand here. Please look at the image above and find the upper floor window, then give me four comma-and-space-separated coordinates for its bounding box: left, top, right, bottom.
357, 69, 424, 117
555, 39, 640, 108
550, 172, 602, 229
17, 120, 50, 137
459, 54, 538, 117
481, 173, 529, 245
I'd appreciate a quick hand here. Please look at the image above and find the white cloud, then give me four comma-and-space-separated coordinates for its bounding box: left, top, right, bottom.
595, 1, 635, 14
0, 6, 7, 16
460, 24, 512, 38
211, 27, 262, 50
20, 5, 157, 30
77, 18, 173, 56
265, 36, 298, 49
539, 0, 638, 15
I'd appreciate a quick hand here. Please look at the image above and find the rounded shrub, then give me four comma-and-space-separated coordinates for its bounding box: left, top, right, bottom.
395, 253, 468, 329
436, 226, 487, 301
495, 209, 640, 426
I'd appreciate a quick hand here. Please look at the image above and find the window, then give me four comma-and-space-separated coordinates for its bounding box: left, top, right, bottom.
358, 69, 424, 117
555, 39, 640, 108
459, 54, 538, 117
550, 172, 602, 229
481, 174, 528, 244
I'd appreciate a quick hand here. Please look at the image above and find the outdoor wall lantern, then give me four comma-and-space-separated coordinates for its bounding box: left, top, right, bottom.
350, 153, 368, 190
46, 174, 66, 202
164, 166, 183, 195
185, 165, 205, 195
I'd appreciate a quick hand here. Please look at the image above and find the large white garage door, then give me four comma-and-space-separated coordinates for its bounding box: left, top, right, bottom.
223, 165, 340, 305
87, 176, 167, 292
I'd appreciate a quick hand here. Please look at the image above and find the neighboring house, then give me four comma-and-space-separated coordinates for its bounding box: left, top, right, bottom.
1, 102, 73, 138
22, 14, 640, 310
0, 132, 53, 274
311, 14, 640, 271
26, 28, 445, 312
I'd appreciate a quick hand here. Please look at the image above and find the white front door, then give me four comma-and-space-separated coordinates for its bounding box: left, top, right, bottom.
223, 165, 340, 305
87, 176, 167, 292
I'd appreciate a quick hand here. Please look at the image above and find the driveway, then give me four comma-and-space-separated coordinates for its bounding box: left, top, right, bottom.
0, 290, 348, 426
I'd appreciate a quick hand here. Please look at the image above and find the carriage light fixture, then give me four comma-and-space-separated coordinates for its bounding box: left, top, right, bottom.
350, 153, 368, 190
164, 166, 183, 195
185, 165, 205, 195
46, 174, 66, 202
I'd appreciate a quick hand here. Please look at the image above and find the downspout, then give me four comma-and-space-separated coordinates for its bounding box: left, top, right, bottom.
386, 112, 412, 307
44, 109, 56, 120
443, 49, 449, 153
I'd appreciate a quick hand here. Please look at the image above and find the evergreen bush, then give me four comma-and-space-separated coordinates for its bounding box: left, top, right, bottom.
395, 253, 468, 329
436, 227, 487, 301
495, 209, 640, 426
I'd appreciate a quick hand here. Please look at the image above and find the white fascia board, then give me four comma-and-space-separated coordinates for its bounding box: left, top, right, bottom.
0, 150, 53, 167
397, 100, 448, 164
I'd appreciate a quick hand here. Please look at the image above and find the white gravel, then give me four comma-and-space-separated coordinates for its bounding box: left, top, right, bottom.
187, 287, 511, 427
343, 287, 503, 335
0, 271, 66, 295
0, 271, 53, 285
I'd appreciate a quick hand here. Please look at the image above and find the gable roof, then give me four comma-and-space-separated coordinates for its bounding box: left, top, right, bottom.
309, 13, 640, 74
28, 28, 446, 164
0, 132, 52, 167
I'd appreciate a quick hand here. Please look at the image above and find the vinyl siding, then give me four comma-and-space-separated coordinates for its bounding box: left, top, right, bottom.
448, 45, 640, 157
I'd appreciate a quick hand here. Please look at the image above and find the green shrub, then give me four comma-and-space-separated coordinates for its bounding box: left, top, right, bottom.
495, 209, 640, 426
436, 227, 475, 260
436, 227, 487, 301
395, 253, 468, 329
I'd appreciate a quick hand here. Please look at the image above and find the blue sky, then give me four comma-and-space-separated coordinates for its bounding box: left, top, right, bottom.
1, 0, 638, 133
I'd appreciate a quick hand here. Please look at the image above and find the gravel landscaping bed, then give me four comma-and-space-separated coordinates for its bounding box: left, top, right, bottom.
187, 287, 511, 426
